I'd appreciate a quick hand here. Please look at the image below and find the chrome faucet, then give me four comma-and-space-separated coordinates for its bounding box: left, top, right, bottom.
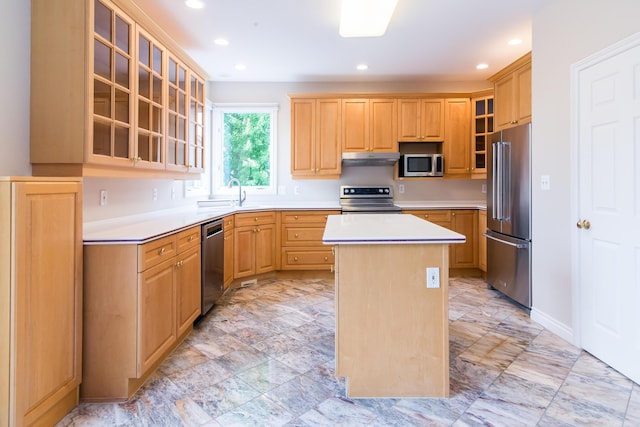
227, 178, 246, 207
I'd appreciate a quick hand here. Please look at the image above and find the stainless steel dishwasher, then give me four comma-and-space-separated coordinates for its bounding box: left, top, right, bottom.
201, 219, 224, 317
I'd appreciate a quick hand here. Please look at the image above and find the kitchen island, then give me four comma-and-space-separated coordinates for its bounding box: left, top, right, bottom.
323, 214, 465, 398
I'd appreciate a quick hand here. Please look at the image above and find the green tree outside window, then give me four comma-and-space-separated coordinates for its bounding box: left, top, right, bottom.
223, 112, 271, 186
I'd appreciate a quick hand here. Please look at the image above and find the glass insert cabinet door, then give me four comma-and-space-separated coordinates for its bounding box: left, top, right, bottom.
472, 95, 494, 174
136, 28, 165, 169
166, 55, 188, 170
92, 0, 134, 163
188, 74, 206, 172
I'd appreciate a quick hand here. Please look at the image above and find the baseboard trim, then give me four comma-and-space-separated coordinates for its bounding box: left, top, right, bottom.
530, 307, 576, 345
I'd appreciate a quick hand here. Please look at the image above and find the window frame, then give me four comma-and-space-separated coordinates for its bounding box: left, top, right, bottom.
209, 103, 279, 197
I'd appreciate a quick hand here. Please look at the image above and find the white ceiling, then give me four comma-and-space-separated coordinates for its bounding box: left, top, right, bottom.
130, 0, 549, 83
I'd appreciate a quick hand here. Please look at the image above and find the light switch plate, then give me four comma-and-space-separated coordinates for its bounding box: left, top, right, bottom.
541, 175, 550, 191
426, 267, 440, 288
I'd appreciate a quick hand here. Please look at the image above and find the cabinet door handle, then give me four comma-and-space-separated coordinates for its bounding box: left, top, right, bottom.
188, 235, 193, 242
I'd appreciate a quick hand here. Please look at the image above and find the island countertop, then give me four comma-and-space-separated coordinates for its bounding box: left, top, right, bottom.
322, 213, 466, 245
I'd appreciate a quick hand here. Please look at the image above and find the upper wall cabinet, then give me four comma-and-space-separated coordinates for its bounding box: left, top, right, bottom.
290, 98, 342, 179
397, 98, 444, 142
443, 98, 471, 175
30, 0, 208, 179
471, 91, 494, 178
342, 98, 398, 153
489, 52, 531, 131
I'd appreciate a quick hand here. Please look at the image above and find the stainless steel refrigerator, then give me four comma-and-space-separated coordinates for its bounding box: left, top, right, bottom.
486, 123, 532, 308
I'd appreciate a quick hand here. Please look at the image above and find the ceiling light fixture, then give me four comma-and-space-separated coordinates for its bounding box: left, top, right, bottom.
185, 0, 205, 9
356, 64, 369, 71
476, 63, 489, 70
508, 38, 523, 46
214, 38, 229, 46
340, 0, 398, 38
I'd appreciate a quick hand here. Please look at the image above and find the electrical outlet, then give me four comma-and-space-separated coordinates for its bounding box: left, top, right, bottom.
294, 185, 301, 196
278, 185, 286, 195
100, 190, 108, 206
398, 184, 405, 194
426, 267, 440, 288
152, 188, 158, 201
541, 175, 551, 191
171, 187, 176, 200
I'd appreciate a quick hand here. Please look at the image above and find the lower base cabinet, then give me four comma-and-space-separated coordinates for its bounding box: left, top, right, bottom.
404, 209, 478, 269
233, 212, 277, 279
1, 177, 83, 427
82, 226, 201, 401
280, 210, 338, 270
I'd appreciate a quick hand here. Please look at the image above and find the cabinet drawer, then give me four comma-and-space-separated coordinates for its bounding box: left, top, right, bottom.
281, 248, 334, 270
235, 211, 276, 227
176, 226, 200, 253
138, 235, 177, 272
223, 215, 234, 229
282, 226, 325, 246
281, 210, 338, 224
405, 209, 451, 223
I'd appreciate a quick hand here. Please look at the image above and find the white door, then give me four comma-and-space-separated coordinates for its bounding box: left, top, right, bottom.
575, 33, 640, 384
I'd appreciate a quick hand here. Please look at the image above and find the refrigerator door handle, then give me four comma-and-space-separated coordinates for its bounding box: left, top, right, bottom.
492, 141, 501, 220
484, 233, 528, 249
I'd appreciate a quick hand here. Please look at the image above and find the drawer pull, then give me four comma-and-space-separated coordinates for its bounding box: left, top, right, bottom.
424, 214, 429, 218
254, 217, 259, 221
294, 256, 298, 262
324, 256, 328, 261
158, 247, 166, 255
294, 233, 299, 238
188, 235, 193, 242
294, 215, 299, 220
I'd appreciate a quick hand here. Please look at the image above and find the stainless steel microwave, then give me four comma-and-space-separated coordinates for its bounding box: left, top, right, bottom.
401, 154, 443, 177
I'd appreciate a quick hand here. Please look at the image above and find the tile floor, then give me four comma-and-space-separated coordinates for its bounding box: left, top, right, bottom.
58, 276, 640, 426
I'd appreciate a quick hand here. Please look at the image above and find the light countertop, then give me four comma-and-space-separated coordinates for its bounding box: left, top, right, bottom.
84, 200, 484, 244
322, 214, 466, 245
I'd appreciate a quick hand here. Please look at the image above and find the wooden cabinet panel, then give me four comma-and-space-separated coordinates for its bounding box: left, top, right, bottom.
235, 211, 277, 227
397, 98, 444, 142
491, 52, 531, 131
281, 248, 334, 270
139, 257, 176, 375
290, 98, 342, 178
234, 227, 256, 278
450, 210, 478, 268
2, 178, 82, 426
176, 246, 201, 336
444, 98, 471, 175
223, 216, 234, 288
478, 209, 487, 272
342, 99, 369, 152
255, 224, 276, 275
138, 234, 177, 271
370, 99, 398, 152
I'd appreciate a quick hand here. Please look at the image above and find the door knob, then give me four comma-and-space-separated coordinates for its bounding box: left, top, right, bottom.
576, 219, 591, 230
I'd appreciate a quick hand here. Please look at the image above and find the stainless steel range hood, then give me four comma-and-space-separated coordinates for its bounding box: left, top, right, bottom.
341, 151, 400, 167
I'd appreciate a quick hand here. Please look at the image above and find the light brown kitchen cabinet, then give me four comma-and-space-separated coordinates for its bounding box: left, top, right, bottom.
280, 210, 338, 270
223, 215, 235, 288
1, 177, 83, 427
30, 0, 207, 179
342, 99, 398, 152
165, 54, 189, 172
82, 225, 201, 401
490, 52, 531, 131
471, 92, 494, 178
234, 212, 277, 278
290, 98, 342, 178
478, 209, 487, 272
443, 98, 471, 175
397, 98, 444, 142
403, 209, 478, 269
450, 210, 478, 268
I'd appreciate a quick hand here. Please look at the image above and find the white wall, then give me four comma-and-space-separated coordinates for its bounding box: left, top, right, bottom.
0, 1, 31, 176
531, 0, 640, 340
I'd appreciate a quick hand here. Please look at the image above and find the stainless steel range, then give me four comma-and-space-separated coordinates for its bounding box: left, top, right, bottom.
339, 185, 402, 214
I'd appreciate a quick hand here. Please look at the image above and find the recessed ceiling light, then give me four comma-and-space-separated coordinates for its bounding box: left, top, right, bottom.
476, 63, 489, 70
356, 64, 369, 71
508, 38, 523, 46
340, 0, 398, 38
185, 0, 205, 9
214, 38, 229, 46
235, 64, 247, 71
